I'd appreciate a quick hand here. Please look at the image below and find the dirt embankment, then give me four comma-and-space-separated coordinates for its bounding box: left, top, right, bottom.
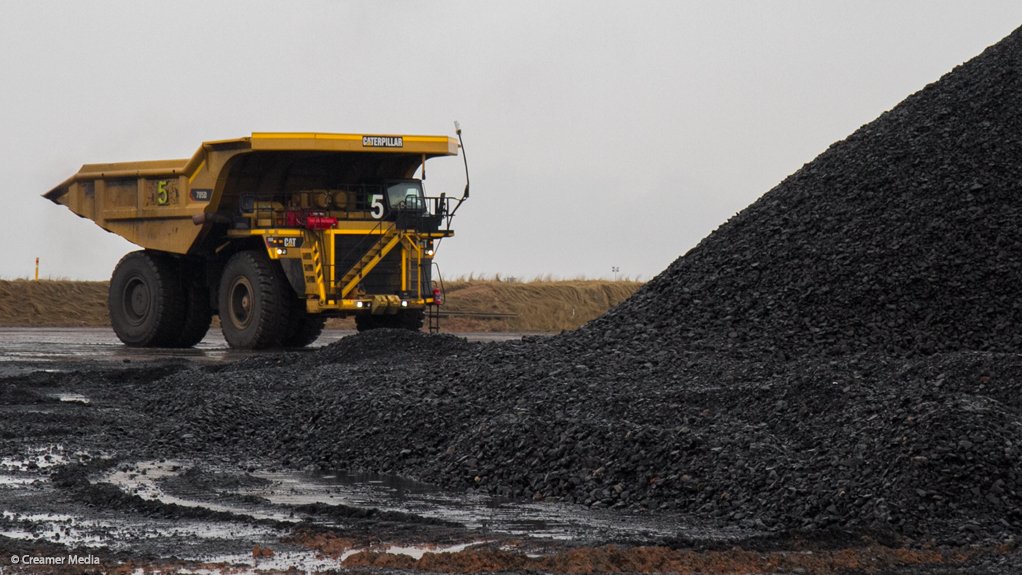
438, 278, 641, 332
0, 278, 640, 332
0, 280, 107, 327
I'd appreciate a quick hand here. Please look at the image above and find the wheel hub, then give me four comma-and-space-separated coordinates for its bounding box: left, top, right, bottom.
229, 278, 254, 329
123, 277, 150, 324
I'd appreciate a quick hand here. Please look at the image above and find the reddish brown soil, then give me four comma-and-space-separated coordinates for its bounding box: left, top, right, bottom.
340, 544, 982, 574
288, 530, 996, 575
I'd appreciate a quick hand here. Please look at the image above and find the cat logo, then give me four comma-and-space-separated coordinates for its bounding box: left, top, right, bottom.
265, 236, 304, 249
361, 135, 404, 148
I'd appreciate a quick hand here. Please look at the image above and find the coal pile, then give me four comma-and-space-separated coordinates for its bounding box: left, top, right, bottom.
138, 335, 1022, 542
130, 25, 1022, 546
583, 25, 1022, 358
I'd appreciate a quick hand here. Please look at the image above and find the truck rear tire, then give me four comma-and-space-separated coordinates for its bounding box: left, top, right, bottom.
218, 251, 290, 349
109, 250, 186, 347
354, 309, 424, 332
172, 260, 213, 348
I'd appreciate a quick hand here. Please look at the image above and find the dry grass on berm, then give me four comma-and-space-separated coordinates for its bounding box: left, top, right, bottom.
437, 278, 642, 332
0, 279, 109, 327
0, 278, 642, 333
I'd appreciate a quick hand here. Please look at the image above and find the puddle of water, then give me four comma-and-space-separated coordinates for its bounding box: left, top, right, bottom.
0, 328, 522, 366
3, 511, 75, 522
50, 392, 91, 404
87, 458, 755, 568
1, 511, 106, 547
108, 460, 751, 544
103, 460, 709, 544
177, 551, 343, 574
0, 445, 71, 471
101, 461, 300, 524
0, 474, 39, 486
368, 540, 489, 560
0, 328, 347, 366
248, 469, 704, 542
1, 445, 106, 472
1, 513, 278, 551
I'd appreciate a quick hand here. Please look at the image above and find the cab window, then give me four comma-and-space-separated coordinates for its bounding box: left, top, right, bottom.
387, 181, 424, 211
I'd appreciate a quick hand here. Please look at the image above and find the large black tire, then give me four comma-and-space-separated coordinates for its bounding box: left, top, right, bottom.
396, 309, 425, 331
171, 260, 213, 348
281, 308, 327, 348
108, 250, 186, 347
354, 313, 382, 332
218, 251, 291, 349
354, 309, 424, 332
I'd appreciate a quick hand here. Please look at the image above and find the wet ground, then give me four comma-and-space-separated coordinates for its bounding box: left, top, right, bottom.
0, 328, 520, 367
1, 329, 1020, 574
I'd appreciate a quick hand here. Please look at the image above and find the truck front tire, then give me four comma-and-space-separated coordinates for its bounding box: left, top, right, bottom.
218, 251, 291, 349
354, 309, 424, 332
109, 250, 186, 347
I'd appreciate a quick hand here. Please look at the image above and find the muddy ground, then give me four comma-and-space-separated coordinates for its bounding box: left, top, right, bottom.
0, 331, 1020, 575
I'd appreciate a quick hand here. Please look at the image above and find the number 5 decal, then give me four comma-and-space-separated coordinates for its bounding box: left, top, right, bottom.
369, 194, 384, 219
157, 181, 169, 205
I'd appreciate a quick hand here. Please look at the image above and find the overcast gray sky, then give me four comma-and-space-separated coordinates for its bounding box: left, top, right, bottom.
3, 1, 1022, 281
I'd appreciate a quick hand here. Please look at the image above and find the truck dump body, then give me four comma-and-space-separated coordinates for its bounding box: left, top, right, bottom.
44, 132, 459, 255
44, 132, 465, 349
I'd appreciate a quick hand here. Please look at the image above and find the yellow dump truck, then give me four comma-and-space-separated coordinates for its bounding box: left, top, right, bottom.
44, 131, 469, 349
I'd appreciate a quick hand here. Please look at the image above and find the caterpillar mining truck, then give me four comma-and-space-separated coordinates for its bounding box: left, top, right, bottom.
44, 130, 469, 349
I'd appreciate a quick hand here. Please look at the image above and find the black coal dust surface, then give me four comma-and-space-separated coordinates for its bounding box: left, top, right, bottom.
140, 333, 1022, 546
30, 22, 1022, 557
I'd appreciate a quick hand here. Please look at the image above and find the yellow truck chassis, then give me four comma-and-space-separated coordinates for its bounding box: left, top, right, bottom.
235, 225, 451, 314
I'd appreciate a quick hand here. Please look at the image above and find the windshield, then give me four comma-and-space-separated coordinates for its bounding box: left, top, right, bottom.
387, 181, 424, 212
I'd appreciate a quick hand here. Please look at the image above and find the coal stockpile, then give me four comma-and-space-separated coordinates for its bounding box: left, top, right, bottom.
133, 332, 1022, 543
131, 26, 1022, 546
582, 24, 1022, 358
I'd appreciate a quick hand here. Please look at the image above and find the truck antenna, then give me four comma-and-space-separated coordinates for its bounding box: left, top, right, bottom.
455, 121, 470, 200
445, 121, 470, 225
